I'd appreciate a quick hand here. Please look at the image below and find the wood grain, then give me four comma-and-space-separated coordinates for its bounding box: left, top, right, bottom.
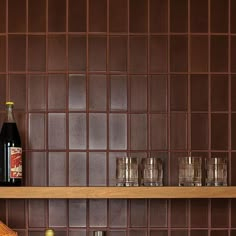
0, 187, 235, 199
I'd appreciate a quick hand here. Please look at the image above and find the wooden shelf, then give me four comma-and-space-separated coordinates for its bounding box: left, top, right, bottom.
0, 187, 236, 199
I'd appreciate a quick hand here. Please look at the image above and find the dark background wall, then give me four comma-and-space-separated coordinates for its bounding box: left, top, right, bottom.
0, 0, 236, 235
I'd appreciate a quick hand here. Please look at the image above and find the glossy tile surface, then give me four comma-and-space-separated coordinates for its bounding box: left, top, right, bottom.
0, 1, 235, 235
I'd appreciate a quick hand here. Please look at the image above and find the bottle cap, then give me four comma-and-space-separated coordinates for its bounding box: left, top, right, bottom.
5, 101, 14, 106
45, 229, 55, 236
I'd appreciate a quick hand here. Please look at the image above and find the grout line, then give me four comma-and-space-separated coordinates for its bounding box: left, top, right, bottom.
167, 0, 171, 235
5, 0, 8, 226
208, 0, 211, 235
25, 0, 29, 234
45, 0, 49, 229
127, 1, 130, 235
86, 0, 90, 235
65, 0, 69, 234
228, 0, 232, 234
4, 31, 236, 36
187, 0, 191, 235
147, 0, 150, 235
106, 0, 110, 233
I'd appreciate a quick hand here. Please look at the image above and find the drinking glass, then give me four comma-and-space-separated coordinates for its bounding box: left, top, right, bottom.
116, 157, 139, 186
178, 156, 202, 186
205, 157, 227, 186
141, 157, 163, 186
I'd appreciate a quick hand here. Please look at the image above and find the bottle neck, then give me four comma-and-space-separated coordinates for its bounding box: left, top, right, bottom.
5, 105, 15, 123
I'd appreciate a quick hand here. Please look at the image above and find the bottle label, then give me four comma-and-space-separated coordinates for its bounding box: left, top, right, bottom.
10, 147, 22, 179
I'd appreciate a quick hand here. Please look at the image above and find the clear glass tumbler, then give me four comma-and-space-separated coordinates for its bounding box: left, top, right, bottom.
178, 156, 202, 186
141, 157, 163, 186
116, 157, 139, 186
205, 157, 227, 186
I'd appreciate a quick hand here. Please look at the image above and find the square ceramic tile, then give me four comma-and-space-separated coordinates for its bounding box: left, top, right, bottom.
8, 0, 26, 32
28, 0, 46, 32
129, 0, 147, 33
48, 36, 66, 71
0, 75, 6, 105
88, 36, 107, 71
69, 199, 87, 227
68, 0, 86, 32
49, 200, 67, 227
29, 152, 47, 186
211, 114, 228, 150
129, 36, 147, 73
109, 0, 128, 32
69, 113, 87, 149
89, 113, 107, 149
89, 0, 107, 32
68, 74, 86, 110
0, 36, 6, 72
0, 0, 6, 33
109, 114, 127, 150
191, 75, 208, 111
109, 36, 127, 72
191, 36, 208, 72
28, 113, 45, 149
130, 75, 147, 111
170, 113, 187, 150
211, 75, 228, 111
69, 113, 86, 149
89, 199, 107, 227
231, 0, 236, 33
149, 75, 167, 112
109, 200, 127, 227
29, 200, 46, 227
211, 199, 229, 228
89, 75, 107, 111
150, 114, 167, 150
150, 36, 168, 73
170, 0, 187, 32
170, 75, 188, 111
48, 152, 66, 186
28, 36, 46, 71
9, 74, 26, 109
48, 0, 66, 32
8, 35, 26, 71
110, 75, 127, 111
48, 113, 66, 149
170, 199, 188, 227
28, 75, 46, 111
130, 114, 147, 150
190, 0, 208, 32
150, 199, 168, 227
8, 200, 26, 228
210, 36, 228, 72
211, 0, 228, 33
48, 74, 66, 110
170, 36, 188, 72
191, 113, 209, 150
68, 36, 86, 71
150, 0, 168, 33
69, 152, 87, 186
130, 200, 147, 227
191, 199, 208, 228
89, 152, 107, 186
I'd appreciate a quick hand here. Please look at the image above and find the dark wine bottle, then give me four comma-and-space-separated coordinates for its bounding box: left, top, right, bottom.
0, 102, 22, 186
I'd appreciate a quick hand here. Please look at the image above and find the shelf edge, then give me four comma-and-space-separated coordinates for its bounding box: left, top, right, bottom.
0, 186, 235, 199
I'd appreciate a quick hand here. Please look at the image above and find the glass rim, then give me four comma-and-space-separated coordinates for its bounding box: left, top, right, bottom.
205, 157, 227, 164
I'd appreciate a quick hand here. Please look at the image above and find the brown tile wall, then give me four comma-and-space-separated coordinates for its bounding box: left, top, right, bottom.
0, 0, 235, 235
